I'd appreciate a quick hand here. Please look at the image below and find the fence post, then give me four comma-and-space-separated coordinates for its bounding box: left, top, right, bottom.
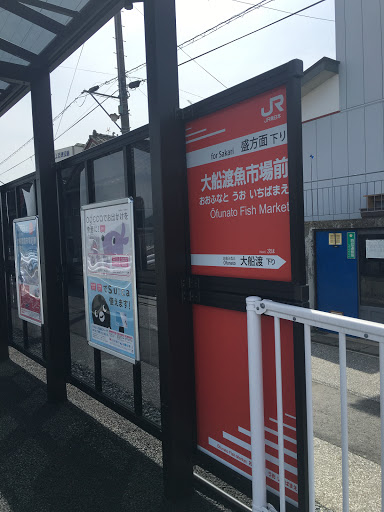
0, 191, 9, 362
30, 71, 68, 402
144, 0, 195, 501
246, 297, 268, 511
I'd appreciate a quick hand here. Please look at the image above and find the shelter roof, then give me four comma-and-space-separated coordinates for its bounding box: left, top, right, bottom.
0, 0, 131, 117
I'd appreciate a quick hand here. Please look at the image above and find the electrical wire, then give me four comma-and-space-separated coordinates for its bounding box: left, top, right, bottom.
179, 0, 326, 67
177, 0, 275, 49
0, 87, 119, 179
0, 91, 87, 168
55, 44, 85, 137
133, 1, 273, 88
178, 47, 227, 89
60, 66, 116, 76
0, 0, 324, 173
232, 0, 334, 21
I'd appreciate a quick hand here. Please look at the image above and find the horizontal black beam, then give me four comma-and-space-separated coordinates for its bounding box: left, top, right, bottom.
0, 38, 36, 63
0, 0, 65, 34
54, 124, 149, 170
0, 62, 35, 83
16, 0, 77, 17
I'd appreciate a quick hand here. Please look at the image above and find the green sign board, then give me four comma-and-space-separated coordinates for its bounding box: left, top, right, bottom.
347, 232, 356, 259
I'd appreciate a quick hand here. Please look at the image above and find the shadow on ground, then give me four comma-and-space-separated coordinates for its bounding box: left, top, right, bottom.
0, 358, 229, 512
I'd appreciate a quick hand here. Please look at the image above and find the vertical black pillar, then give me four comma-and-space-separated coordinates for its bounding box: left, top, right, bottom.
144, 0, 195, 501
30, 71, 67, 402
0, 192, 9, 361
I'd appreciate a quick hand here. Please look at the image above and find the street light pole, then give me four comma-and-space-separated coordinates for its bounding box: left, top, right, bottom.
114, 11, 130, 133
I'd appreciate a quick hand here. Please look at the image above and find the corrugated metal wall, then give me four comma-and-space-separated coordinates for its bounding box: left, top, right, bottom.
303, 0, 384, 221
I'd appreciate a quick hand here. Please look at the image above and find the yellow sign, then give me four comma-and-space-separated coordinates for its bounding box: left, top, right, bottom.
335, 233, 342, 245
329, 233, 342, 245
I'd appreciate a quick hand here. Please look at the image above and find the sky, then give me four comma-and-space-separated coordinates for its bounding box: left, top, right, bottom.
0, 0, 336, 183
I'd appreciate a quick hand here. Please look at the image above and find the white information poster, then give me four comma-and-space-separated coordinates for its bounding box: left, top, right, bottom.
366, 239, 384, 259
81, 198, 139, 363
13, 216, 43, 326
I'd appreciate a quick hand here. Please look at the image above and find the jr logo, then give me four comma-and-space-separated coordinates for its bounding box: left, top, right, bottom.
261, 94, 284, 117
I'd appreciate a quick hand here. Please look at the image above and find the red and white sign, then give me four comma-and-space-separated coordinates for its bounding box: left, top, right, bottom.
186, 86, 291, 281
194, 305, 298, 508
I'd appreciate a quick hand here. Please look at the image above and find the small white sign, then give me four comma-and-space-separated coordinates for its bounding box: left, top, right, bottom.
366, 239, 384, 259
191, 254, 286, 269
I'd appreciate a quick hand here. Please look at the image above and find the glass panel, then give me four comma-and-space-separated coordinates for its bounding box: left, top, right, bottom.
133, 143, 152, 212
141, 361, 161, 426
0, 9, 55, 54
27, 322, 43, 360
94, 151, 125, 203
9, 273, 23, 347
61, 165, 94, 386
133, 143, 154, 271
100, 351, 134, 409
138, 295, 158, 367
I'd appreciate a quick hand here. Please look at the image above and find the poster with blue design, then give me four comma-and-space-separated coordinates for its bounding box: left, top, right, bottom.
13, 216, 43, 326
81, 199, 139, 363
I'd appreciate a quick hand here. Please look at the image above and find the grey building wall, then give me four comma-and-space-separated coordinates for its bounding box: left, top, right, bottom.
303, 0, 384, 222
303, 0, 384, 307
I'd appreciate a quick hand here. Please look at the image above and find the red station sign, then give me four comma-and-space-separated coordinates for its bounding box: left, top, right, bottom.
193, 307, 299, 508
187, 82, 301, 508
186, 85, 291, 281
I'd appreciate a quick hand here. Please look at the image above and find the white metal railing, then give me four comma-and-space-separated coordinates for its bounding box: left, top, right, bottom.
246, 296, 384, 512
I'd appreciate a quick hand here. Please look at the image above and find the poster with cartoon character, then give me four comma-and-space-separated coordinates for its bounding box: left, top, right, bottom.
13, 216, 43, 326
81, 198, 139, 363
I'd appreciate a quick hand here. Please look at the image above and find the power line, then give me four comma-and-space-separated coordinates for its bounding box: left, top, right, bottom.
179, 0, 326, 67
0, 92, 87, 168
232, 0, 334, 21
55, 86, 119, 141
1, 0, 323, 172
55, 44, 85, 137
180, 88, 204, 99
0, 154, 35, 176
0, 87, 119, 179
178, 46, 227, 89
134, 4, 229, 88
60, 66, 116, 76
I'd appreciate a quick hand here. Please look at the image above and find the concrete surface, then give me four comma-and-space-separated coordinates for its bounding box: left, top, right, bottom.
0, 348, 235, 512
312, 339, 382, 512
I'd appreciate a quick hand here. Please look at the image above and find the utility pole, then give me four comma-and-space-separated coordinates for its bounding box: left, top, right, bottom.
114, 10, 130, 133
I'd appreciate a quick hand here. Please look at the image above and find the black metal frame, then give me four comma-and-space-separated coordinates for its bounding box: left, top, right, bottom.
0, 191, 9, 361
56, 124, 159, 434
0, 1, 310, 508
0, 174, 45, 360
143, 0, 195, 501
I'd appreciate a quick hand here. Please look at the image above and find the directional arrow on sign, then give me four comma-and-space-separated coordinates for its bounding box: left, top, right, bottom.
191, 254, 286, 270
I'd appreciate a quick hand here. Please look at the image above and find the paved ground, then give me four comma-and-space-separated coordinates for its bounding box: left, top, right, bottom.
0, 349, 237, 512
311, 335, 381, 512
1, 331, 381, 512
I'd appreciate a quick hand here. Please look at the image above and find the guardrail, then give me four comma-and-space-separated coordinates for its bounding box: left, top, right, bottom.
246, 296, 384, 512
304, 179, 384, 220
